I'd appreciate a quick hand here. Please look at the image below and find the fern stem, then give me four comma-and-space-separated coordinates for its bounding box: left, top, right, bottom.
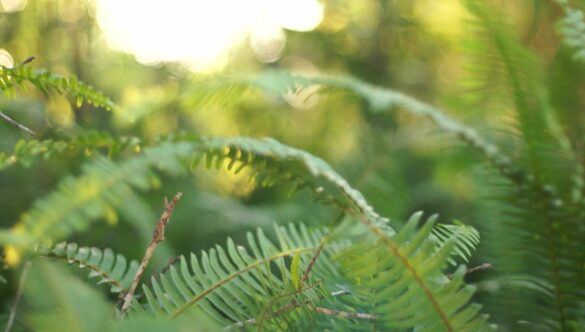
358, 216, 454, 332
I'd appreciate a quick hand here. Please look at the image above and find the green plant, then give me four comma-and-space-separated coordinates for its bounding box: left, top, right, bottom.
0, 61, 493, 331
1, 0, 585, 331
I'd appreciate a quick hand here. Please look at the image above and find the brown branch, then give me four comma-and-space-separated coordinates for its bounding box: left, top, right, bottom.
4, 261, 32, 332
300, 234, 329, 289
447, 263, 493, 279
157, 256, 180, 276
0, 111, 35, 136
307, 305, 377, 320
119, 192, 183, 317
226, 287, 366, 329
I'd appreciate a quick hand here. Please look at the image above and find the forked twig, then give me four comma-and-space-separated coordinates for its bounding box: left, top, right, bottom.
4, 261, 32, 332
0, 111, 35, 136
447, 263, 493, 279
119, 192, 183, 317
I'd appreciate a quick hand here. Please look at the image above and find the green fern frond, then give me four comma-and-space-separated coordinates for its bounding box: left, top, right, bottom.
0, 141, 193, 251
462, 2, 585, 329
463, 0, 574, 184
189, 70, 535, 187
37, 241, 139, 294
480, 175, 584, 331
0, 64, 117, 111
340, 212, 493, 332
136, 223, 342, 328
0, 131, 141, 171
555, 0, 585, 62
191, 136, 389, 227
0, 136, 385, 255
431, 221, 480, 266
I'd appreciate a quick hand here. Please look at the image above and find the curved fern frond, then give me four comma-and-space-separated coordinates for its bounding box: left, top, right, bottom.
0, 136, 386, 255
37, 241, 139, 294
136, 223, 345, 328
431, 221, 480, 266
340, 212, 493, 331
0, 131, 141, 171
189, 71, 536, 186
192, 136, 389, 227
0, 64, 117, 111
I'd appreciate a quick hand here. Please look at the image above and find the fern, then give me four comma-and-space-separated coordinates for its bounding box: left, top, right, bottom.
133, 223, 346, 329
0, 136, 387, 254
431, 221, 480, 267
37, 241, 139, 294
189, 70, 551, 191
0, 63, 117, 111
461, 2, 585, 330
340, 212, 493, 331
555, 0, 585, 63
0, 131, 141, 171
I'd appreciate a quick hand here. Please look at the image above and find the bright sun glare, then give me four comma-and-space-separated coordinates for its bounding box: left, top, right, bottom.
95, 0, 324, 72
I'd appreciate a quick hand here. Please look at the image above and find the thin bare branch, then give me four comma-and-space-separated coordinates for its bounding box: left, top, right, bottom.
300, 234, 329, 289
119, 192, 183, 317
226, 288, 362, 330
0, 111, 35, 136
307, 305, 377, 320
4, 261, 32, 332
448, 263, 493, 279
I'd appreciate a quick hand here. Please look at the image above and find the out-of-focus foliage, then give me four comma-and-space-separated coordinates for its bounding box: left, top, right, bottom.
1, 0, 584, 331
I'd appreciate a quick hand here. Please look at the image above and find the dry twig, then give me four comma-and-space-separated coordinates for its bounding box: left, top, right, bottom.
119, 192, 183, 317
448, 263, 493, 279
0, 111, 35, 136
300, 234, 329, 289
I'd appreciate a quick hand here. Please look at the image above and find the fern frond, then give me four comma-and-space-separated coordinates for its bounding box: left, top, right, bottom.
465, 0, 576, 187
0, 131, 141, 171
191, 136, 389, 227
0, 141, 193, 250
0, 136, 385, 254
555, 0, 585, 62
189, 71, 538, 187
37, 241, 139, 294
136, 223, 344, 328
463, 2, 585, 329
431, 221, 480, 266
0, 64, 117, 110
340, 212, 493, 331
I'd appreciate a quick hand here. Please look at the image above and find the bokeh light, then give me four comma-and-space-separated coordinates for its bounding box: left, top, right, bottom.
0, 0, 27, 13
0, 49, 14, 68
95, 0, 324, 72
